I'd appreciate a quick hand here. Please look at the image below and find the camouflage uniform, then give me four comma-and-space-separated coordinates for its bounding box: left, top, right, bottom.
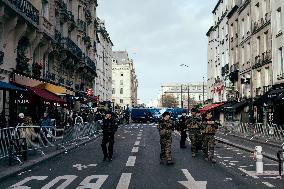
201, 119, 218, 161
158, 119, 174, 162
186, 116, 202, 155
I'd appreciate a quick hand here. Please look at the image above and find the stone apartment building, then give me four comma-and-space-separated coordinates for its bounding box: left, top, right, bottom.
112, 51, 138, 108
94, 18, 113, 102
159, 83, 207, 109
207, 0, 230, 103
0, 0, 114, 122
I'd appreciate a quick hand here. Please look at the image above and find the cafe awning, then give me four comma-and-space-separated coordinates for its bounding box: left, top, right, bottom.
0, 81, 26, 91
225, 100, 248, 112
26, 86, 66, 105
37, 83, 67, 95
199, 102, 224, 113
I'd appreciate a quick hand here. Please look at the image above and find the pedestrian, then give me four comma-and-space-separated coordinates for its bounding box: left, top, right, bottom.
187, 108, 203, 157
177, 110, 188, 148
201, 110, 218, 163
101, 111, 118, 161
158, 111, 174, 165
75, 112, 84, 125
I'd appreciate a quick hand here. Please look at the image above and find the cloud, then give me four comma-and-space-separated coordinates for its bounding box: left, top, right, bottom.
97, 0, 217, 103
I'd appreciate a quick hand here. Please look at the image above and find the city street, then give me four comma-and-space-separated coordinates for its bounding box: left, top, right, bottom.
1, 123, 283, 189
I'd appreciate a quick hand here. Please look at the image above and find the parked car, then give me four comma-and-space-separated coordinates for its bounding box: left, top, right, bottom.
131, 108, 153, 123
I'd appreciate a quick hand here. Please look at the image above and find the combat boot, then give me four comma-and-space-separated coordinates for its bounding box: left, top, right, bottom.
166, 160, 174, 165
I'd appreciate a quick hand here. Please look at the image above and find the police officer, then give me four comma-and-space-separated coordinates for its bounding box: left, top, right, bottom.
201, 110, 218, 163
158, 112, 174, 165
178, 110, 188, 148
187, 108, 202, 157
101, 111, 118, 161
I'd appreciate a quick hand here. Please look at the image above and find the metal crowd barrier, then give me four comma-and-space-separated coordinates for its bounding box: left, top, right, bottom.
223, 122, 284, 143
0, 122, 100, 165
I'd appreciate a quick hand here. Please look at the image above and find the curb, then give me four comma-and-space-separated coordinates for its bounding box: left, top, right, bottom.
215, 137, 278, 162
0, 134, 101, 182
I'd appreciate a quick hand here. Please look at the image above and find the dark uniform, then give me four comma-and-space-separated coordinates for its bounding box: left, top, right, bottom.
187, 114, 202, 157
178, 114, 188, 148
101, 114, 117, 161
158, 112, 174, 165
201, 116, 218, 163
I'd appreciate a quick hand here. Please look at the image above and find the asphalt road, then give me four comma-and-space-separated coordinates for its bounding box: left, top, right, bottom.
1, 123, 284, 189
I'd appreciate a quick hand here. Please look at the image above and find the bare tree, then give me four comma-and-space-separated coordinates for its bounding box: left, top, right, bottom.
162, 94, 178, 108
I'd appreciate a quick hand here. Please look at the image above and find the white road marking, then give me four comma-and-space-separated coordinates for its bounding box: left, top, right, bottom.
77, 175, 108, 189
264, 164, 278, 166
222, 157, 233, 159
229, 163, 236, 166
229, 161, 239, 163
132, 147, 139, 153
140, 130, 143, 131
134, 141, 140, 146
42, 175, 78, 189
239, 166, 248, 168
152, 126, 156, 128
262, 182, 275, 188
137, 137, 141, 140
178, 169, 207, 189
237, 153, 243, 155
116, 173, 132, 189
238, 168, 259, 179
8, 176, 48, 189
126, 156, 136, 166
137, 134, 142, 137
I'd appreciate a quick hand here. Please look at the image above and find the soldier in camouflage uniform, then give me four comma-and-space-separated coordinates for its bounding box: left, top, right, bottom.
177, 110, 188, 148
186, 108, 202, 157
201, 111, 218, 163
158, 112, 174, 165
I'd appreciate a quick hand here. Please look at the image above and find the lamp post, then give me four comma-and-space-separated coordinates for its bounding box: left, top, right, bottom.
180, 64, 190, 114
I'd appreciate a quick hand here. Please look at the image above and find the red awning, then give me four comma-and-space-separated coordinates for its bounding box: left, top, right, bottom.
199, 103, 224, 113
26, 86, 66, 106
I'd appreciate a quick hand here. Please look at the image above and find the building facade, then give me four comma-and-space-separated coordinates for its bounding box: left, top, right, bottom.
207, 0, 230, 103
112, 51, 138, 108
159, 83, 207, 109
94, 18, 113, 102
0, 0, 113, 122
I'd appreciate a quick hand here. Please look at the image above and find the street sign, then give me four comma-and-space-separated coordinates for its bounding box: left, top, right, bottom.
178, 169, 207, 189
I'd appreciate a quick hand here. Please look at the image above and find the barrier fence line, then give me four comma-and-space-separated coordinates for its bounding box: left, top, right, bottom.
222, 122, 284, 144
0, 122, 101, 166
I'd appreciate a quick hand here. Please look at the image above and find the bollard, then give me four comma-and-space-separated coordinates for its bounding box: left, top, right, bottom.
277, 144, 284, 178
255, 146, 263, 174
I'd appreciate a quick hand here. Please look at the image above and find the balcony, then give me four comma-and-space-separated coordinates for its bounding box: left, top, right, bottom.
39, 16, 53, 36
5, 0, 39, 25
221, 64, 229, 76
252, 51, 272, 69
85, 9, 92, 24
63, 37, 83, 60
263, 85, 272, 93
67, 11, 76, 31
230, 62, 239, 72
55, 0, 68, 21
85, 56, 96, 72
83, 35, 92, 48
66, 80, 73, 87
45, 71, 56, 81
77, 19, 87, 33
252, 12, 271, 34
58, 76, 65, 85
0, 51, 4, 65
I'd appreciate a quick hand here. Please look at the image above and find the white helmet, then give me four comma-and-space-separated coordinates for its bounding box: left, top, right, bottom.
18, 113, 24, 119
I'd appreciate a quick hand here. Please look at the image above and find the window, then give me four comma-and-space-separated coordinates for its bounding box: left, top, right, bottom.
278, 47, 284, 74
120, 80, 123, 85
121, 73, 123, 76
247, 14, 250, 33
256, 36, 260, 55
120, 99, 123, 103
264, 67, 269, 86
263, 32, 268, 52
78, 5, 81, 20
112, 88, 115, 94
241, 46, 245, 65
41, 0, 49, 19
246, 43, 251, 62
241, 18, 245, 37
120, 88, 123, 94
255, 3, 260, 22
276, 7, 282, 34
257, 70, 261, 88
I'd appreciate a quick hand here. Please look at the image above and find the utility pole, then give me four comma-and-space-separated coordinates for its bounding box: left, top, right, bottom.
180, 85, 183, 108
187, 84, 190, 114
203, 76, 205, 104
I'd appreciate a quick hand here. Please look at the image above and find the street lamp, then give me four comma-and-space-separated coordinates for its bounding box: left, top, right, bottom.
180, 64, 190, 114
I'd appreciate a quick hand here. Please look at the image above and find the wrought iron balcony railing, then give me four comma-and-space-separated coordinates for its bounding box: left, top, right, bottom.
63, 37, 83, 59
6, 0, 39, 24
77, 19, 87, 32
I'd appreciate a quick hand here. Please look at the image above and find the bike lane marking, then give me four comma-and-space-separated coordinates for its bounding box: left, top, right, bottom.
134, 141, 140, 146
126, 156, 136, 167
131, 147, 139, 153
116, 173, 132, 189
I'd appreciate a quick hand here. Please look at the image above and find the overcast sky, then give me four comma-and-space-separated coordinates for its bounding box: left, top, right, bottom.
97, 0, 217, 104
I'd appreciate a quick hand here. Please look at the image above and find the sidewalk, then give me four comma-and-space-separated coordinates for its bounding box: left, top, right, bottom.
0, 134, 101, 182
216, 129, 282, 161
